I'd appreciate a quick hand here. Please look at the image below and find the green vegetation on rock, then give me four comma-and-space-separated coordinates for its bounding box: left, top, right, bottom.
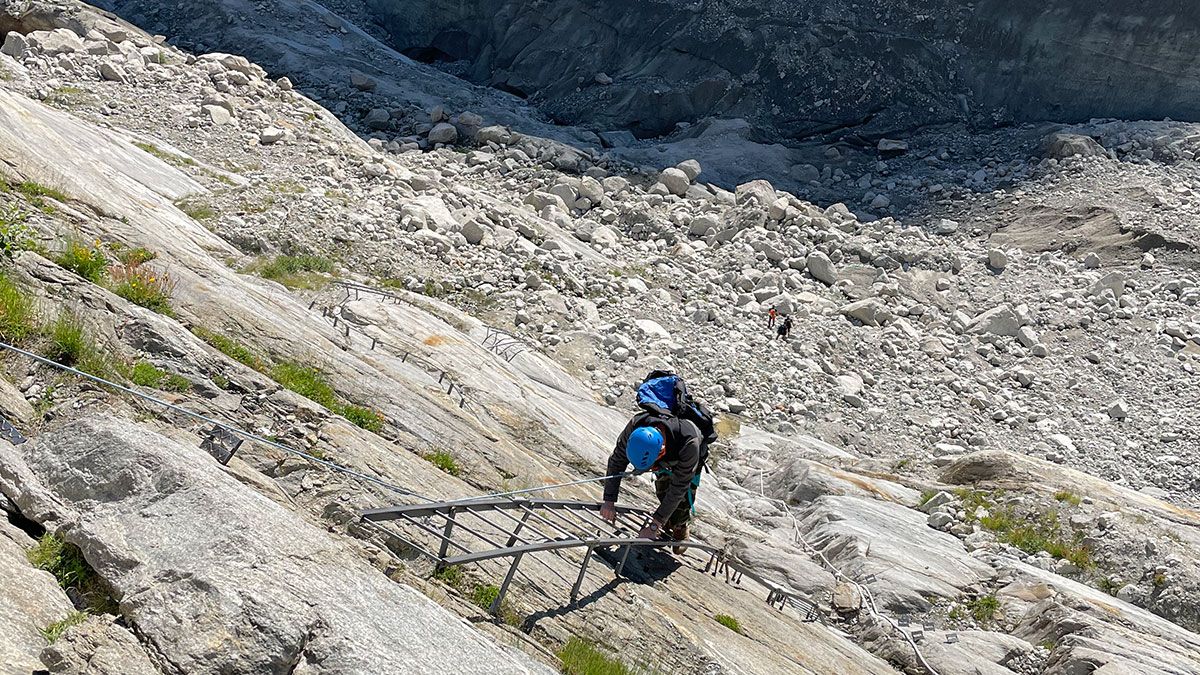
191, 326, 264, 371
125, 360, 190, 392
424, 448, 461, 476
0, 205, 42, 258
340, 403, 384, 432
133, 141, 197, 168
957, 489, 1093, 569
27, 533, 116, 614
174, 197, 216, 221
1054, 490, 1082, 506
270, 362, 386, 432
109, 261, 175, 316
250, 254, 336, 289
54, 237, 110, 282
558, 638, 634, 675
45, 310, 112, 377
41, 610, 89, 644
0, 272, 37, 344
272, 362, 337, 407
714, 613, 743, 633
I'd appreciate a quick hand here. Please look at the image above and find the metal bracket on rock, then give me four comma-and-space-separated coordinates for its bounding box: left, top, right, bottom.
309, 286, 471, 410
481, 326, 530, 363
200, 424, 243, 465
0, 416, 26, 445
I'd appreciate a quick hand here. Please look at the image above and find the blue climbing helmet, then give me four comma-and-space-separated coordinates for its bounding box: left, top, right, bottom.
626, 426, 665, 471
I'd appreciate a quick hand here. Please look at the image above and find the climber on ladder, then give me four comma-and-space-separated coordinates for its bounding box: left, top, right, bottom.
599, 371, 718, 555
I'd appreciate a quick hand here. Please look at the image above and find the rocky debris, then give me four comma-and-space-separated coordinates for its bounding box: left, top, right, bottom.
1045, 132, 1107, 159
0, 417, 551, 674
2, 31, 30, 57
1, 3, 1199, 672
1106, 399, 1129, 419
349, 71, 376, 91
933, 218, 959, 235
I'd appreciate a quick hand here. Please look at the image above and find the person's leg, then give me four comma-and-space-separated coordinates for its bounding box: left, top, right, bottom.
669, 481, 697, 553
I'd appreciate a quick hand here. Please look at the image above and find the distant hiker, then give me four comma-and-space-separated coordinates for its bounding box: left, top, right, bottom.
767, 307, 778, 328
600, 371, 718, 553
777, 315, 793, 340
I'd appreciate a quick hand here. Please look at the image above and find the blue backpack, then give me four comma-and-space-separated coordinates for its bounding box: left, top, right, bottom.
636, 371, 719, 467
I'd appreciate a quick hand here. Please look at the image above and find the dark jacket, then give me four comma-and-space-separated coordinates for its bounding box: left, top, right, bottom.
603, 411, 702, 523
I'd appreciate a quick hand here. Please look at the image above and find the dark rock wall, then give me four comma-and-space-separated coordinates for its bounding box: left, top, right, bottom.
368, 0, 1200, 139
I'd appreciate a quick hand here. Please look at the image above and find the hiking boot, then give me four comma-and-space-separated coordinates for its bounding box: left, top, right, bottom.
670, 524, 689, 554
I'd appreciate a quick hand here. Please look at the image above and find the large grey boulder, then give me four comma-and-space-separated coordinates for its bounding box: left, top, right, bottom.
967, 305, 1020, 337
28, 28, 84, 55
658, 167, 690, 196
1044, 132, 1107, 159
0, 417, 550, 674
806, 251, 838, 285
841, 299, 891, 326
1009, 562, 1200, 674
1, 31, 29, 58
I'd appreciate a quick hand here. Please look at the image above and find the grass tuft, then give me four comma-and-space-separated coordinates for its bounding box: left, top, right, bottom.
270, 362, 385, 431
424, 449, 461, 476
108, 262, 175, 316
471, 584, 500, 610
271, 362, 337, 408
113, 244, 157, 267
174, 198, 216, 221
27, 533, 116, 614
977, 503, 1093, 569
41, 610, 89, 644
338, 403, 384, 432
134, 141, 197, 168
714, 613, 743, 634
14, 181, 68, 211
1054, 490, 1082, 506
250, 254, 336, 289
558, 638, 633, 675
0, 273, 37, 344
468, 583, 521, 625
45, 311, 95, 370
966, 594, 1000, 625
191, 327, 264, 371
432, 565, 465, 587
126, 361, 189, 392
54, 237, 109, 282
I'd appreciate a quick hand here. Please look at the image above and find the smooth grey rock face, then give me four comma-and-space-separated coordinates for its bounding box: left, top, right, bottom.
797, 495, 995, 612
0, 417, 550, 675
39, 615, 159, 675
